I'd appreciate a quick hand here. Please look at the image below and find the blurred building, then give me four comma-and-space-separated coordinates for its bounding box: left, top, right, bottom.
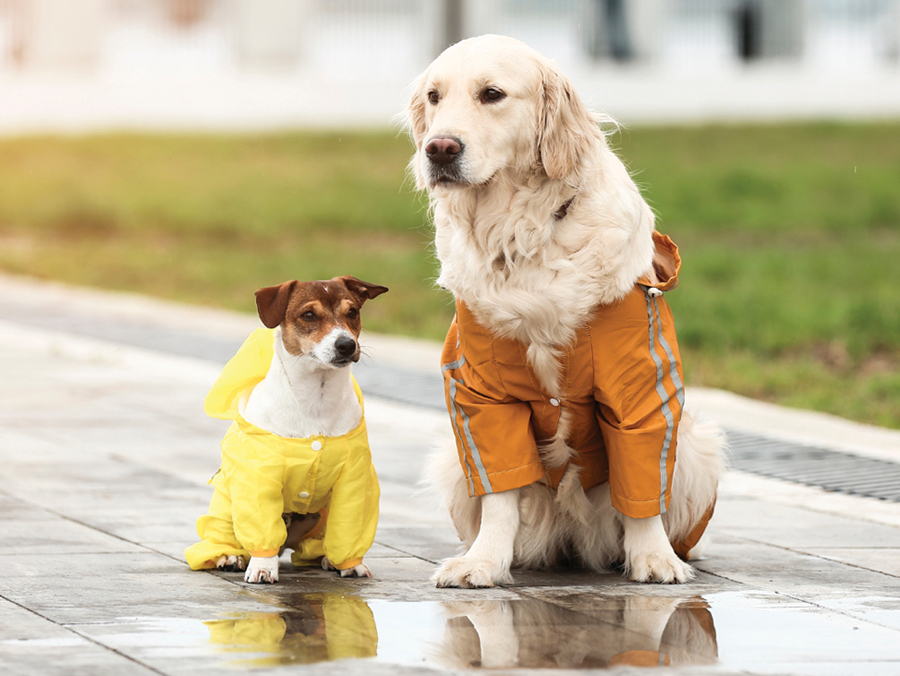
0, 0, 898, 131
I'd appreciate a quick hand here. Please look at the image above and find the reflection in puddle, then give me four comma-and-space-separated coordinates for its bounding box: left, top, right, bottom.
433, 596, 717, 669
205, 593, 376, 668
204, 593, 717, 670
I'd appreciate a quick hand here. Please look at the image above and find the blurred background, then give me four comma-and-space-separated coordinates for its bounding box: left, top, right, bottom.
1, 0, 899, 127
0, 0, 898, 427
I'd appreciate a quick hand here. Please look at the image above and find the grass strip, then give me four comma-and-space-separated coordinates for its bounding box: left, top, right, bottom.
1, 124, 898, 427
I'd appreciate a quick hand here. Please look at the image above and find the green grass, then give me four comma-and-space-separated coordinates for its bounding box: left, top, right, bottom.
1, 124, 899, 427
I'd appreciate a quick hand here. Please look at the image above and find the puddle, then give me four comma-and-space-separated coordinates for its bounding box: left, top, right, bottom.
198, 593, 718, 670
0, 636, 89, 648
74, 591, 900, 672
205, 593, 378, 668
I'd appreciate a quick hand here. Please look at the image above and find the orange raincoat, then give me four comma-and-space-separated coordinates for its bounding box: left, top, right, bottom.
442, 232, 687, 521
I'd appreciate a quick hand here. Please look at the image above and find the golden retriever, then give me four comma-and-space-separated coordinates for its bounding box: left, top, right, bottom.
405, 35, 725, 587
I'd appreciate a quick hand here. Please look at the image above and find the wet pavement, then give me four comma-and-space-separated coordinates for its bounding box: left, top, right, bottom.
2, 274, 900, 675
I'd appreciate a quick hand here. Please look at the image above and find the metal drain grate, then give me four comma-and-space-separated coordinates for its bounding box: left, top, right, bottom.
727, 429, 900, 502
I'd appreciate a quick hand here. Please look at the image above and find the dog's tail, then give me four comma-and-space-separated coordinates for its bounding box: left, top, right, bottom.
664, 411, 728, 551
421, 436, 482, 547
554, 464, 595, 529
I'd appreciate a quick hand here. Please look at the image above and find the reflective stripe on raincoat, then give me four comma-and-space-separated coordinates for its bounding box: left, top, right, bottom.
442, 232, 688, 520
184, 328, 379, 571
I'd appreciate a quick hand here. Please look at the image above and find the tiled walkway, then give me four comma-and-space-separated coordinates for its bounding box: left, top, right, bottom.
2, 274, 900, 675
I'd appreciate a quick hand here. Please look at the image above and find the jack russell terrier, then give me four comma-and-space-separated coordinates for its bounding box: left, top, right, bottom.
185, 275, 388, 583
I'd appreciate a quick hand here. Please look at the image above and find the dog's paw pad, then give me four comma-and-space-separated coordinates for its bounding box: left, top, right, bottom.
431, 556, 511, 589
628, 552, 694, 584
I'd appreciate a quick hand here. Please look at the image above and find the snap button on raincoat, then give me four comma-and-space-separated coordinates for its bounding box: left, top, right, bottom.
185, 328, 380, 572
442, 232, 688, 520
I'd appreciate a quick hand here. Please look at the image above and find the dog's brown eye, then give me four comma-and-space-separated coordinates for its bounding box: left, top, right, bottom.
301, 311, 317, 322
347, 308, 359, 320
427, 90, 439, 105
480, 87, 506, 104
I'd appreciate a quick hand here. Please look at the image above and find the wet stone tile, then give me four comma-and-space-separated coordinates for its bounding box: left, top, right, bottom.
0, 598, 159, 676
702, 541, 900, 599
4, 517, 147, 556
813, 594, 900, 632
0, 642, 159, 676
0, 492, 146, 556
803, 547, 900, 578
701, 590, 900, 672
0, 552, 269, 625
713, 498, 900, 548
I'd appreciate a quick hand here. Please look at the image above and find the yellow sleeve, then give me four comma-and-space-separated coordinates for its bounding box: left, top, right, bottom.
222, 430, 287, 556
322, 441, 379, 570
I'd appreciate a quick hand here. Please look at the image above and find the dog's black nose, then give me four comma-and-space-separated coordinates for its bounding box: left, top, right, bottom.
425, 137, 462, 166
334, 336, 357, 359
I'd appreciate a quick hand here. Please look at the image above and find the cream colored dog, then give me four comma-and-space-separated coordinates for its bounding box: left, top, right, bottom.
406, 35, 725, 587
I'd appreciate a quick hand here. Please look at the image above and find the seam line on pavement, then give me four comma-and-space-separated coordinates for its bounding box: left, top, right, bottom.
0, 593, 168, 675
0, 488, 187, 565
372, 541, 439, 565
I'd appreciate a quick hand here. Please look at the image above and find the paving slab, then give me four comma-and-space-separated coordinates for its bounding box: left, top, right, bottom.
2, 275, 900, 675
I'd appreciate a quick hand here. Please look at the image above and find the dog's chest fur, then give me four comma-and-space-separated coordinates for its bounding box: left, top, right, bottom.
242, 333, 362, 439
432, 166, 655, 395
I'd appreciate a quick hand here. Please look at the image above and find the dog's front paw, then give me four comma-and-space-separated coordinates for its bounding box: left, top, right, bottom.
244, 555, 279, 584
215, 555, 247, 572
623, 514, 694, 584
321, 558, 372, 578
432, 556, 513, 589
626, 550, 694, 584
340, 563, 372, 578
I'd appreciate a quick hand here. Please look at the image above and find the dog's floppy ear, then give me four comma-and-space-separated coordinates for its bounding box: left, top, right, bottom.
339, 276, 389, 303
255, 280, 297, 329
537, 63, 600, 180
405, 72, 428, 148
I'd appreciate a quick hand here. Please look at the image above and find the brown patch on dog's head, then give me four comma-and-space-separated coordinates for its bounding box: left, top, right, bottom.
255, 276, 388, 365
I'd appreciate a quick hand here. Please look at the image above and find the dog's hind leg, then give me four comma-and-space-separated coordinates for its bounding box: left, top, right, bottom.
622, 412, 725, 583
432, 488, 520, 588
568, 483, 624, 573
664, 412, 727, 561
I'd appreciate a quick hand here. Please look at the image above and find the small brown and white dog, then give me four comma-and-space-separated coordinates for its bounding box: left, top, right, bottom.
186, 275, 387, 583
405, 35, 726, 587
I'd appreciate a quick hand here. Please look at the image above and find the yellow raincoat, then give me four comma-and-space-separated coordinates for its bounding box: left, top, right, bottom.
185, 328, 380, 571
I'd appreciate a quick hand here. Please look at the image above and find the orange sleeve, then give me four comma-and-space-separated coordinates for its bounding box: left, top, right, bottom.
591, 286, 684, 519
442, 316, 545, 497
